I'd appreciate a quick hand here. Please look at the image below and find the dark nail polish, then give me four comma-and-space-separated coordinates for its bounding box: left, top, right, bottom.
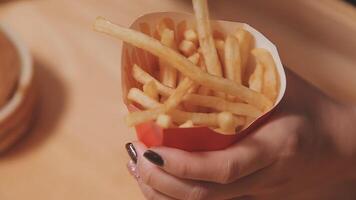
143, 150, 164, 166
125, 143, 137, 164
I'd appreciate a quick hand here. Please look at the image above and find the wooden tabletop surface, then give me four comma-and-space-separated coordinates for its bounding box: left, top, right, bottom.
0, 0, 355, 199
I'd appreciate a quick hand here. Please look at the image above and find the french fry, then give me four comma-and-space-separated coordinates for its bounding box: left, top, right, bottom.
179, 120, 194, 128
125, 77, 195, 126
215, 39, 225, 67
94, 17, 272, 110
183, 95, 262, 117
132, 64, 172, 96
252, 48, 279, 102
192, 0, 222, 77
176, 20, 187, 44
179, 40, 197, 57
143, 80, 159, 100
127, 88, 220, 127
188, 52, 200, 64
128, 88, 160, 108
156, 114, 173, 128
217, 112, 244, 134
184, 29, 199, 45
132, 65, 262, 117
157, 17, 175, 37
124, 107, 164, 126
196, 56, 211, 96
187, 53, 200, 93
224, 35, 242, 84
249, 62, 264, 93
164, 78, 195, 110
192, 0, 225, 98
178, 52, 200, 84
159, 28, 178, 88
234, 28, 254, 77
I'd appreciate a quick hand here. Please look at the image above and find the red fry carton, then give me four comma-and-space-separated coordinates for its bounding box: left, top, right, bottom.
122, 12, 286, 151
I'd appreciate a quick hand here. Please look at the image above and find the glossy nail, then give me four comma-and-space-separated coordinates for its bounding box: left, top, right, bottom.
143, 150, 164, 166
125, 143, 137, 164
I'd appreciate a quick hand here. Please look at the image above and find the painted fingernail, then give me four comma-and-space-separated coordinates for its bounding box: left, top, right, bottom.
127, 160, 140, 179
143, 150, 164, 166
125, 143, 137, 164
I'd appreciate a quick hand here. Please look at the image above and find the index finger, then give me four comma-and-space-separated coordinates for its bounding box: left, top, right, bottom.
144, 140, 267, 184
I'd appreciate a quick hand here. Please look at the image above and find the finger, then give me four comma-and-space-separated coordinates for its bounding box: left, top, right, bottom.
229, 196, 256, 200
141, 124, 283, 184
211, 163, 279, 199
138, 179, 177, 200
133, 141, 211, 200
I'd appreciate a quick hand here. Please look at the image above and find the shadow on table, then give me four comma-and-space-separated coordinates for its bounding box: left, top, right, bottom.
0, 58, 68, 159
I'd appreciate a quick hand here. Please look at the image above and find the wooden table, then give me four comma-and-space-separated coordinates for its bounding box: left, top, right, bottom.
0, 0, 355, 199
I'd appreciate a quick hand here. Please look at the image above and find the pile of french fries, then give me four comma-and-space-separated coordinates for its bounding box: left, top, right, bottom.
94, 0, 279, 135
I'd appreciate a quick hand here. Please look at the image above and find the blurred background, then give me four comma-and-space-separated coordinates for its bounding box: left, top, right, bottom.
0, 0, 355, 200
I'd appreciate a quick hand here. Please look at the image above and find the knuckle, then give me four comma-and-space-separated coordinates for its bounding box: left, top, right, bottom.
144, 189, 159, 200
217, 159, 239, 184
279, 133, 299, 159
140, 167, 156, 186
186, 184, 209, 200
175, 162, 190, 178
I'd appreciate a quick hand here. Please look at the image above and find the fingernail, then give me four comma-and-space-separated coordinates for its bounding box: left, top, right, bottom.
143, 150, 164, 166
125, 143, 137, 164
127, 160, 140, 179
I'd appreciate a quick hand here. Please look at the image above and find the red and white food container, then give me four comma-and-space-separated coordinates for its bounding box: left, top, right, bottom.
121, 12, 286, 151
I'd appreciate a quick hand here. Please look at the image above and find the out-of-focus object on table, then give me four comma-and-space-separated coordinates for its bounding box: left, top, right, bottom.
0, 24, 35, 153
0, 0, 355, 200
0, 25, 20, 108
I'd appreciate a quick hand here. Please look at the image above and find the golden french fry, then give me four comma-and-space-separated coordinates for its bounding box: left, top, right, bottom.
188, 52, 200, 64
128, 88, 160, 108
132, 64, 171, 96
124, 107, 164, 126
143, 80, 159, 100
164, 78, 195, 110
179, 40, 197, 57
192, 0, 222, 77
224, 35, 242, 84
179, 120, 194, 128
196, 56, 211, 96
176, 20, 187, 44
159, 28, 178, 88
192, 0, 225, 98
184, 29, 199, 45
248, 62, 264, 93
133, 65, 262, 116
127, 88, 220, 127
157, 17, 175, 37
183, 94, 262, 117
215, 39, 225, 67
187, 53, 201, 93
126, 77, 195, 126
217, 112, 244, 134
234, 28, 254, 77
252, 48, 279, 102
179, 52, 200, 84
156, 114, 173, 128
94, 17, 272, 110
132, 65, 262, 117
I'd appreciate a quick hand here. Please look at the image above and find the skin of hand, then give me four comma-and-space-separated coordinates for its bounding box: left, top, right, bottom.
126, 70, 356, 200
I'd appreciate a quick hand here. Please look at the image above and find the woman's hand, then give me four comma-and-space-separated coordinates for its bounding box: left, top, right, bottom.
126, 70, 356, 200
